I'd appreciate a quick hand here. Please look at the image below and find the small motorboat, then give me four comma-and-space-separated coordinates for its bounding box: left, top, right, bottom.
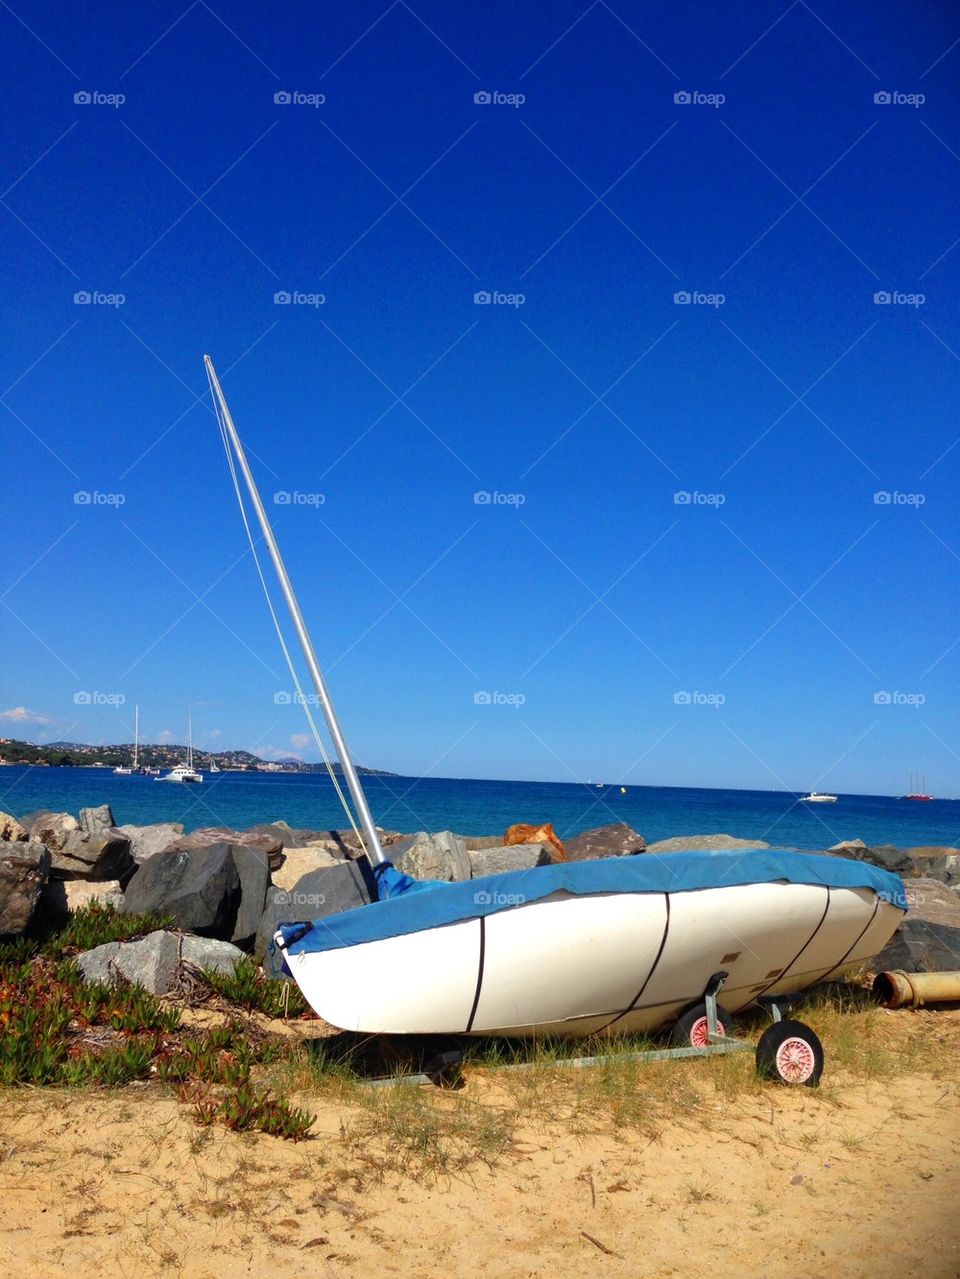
800, 792, 838, 804
206, 357, 906, 1045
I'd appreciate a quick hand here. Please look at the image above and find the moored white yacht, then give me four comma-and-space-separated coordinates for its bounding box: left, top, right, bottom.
155, 713, 203, 783
800, 791, 838, 804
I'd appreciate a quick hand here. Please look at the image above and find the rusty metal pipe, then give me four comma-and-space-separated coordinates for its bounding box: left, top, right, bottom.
873, 970, 960, 1008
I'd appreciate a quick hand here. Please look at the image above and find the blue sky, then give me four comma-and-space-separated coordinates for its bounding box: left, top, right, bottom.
1, 1, 959, 795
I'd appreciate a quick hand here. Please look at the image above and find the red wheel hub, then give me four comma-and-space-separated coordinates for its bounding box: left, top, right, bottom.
690, 1015, 727, 1047
775, 1035, 815, 1082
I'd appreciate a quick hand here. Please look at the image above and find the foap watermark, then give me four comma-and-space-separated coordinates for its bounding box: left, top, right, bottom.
274, 90, 325, 107
674, 690, 725, 708
274, 290, 325, 307
74, 290, 125, 307
474, 90, 525, 108
74, 690, 125, 706
874, 690, 925, 707
474, 290, 525, 307
874, 290, 925, 307
674, 490, 725, 506
274, 490, 325, 506
74, 90, 125, 107
74, 490, 125, 506
474, 691, 526, 707
874, 490, 925, 506
474, 889, 526, 906
474, 490, 525, 506
274, 691, 322, 706
274, 889, 327, 907
874, 90, 924, 108
674, 290, 725, 307
674, 90, 725, 108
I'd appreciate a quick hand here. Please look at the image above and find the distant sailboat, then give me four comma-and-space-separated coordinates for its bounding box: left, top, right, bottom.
901, 772, 933, 801
113, 705, 140, 775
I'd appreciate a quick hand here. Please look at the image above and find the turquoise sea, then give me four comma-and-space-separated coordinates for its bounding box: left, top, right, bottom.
2, 767, 958, 850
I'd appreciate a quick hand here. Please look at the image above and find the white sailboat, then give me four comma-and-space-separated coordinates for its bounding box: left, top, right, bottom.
205, 357, 907, 1054
155, 713, 203, 783
113, 704, 140, 775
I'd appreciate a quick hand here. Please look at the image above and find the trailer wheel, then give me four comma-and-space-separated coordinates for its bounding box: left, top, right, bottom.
755, 1020, 823, 1086
671, 1002, 733, 1048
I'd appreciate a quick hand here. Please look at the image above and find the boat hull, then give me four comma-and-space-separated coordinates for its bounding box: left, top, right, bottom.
284, 880, 902, 1039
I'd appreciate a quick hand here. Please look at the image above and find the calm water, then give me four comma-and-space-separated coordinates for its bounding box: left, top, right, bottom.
2, 767, 959, 850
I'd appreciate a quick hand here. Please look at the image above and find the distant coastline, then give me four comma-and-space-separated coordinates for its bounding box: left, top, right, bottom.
0, 736, 396, 777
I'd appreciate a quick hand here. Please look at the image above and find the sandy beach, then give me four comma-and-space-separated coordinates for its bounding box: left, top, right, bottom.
2, 1002, 957, 1279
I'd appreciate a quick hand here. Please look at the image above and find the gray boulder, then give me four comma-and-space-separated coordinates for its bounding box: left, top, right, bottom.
0, 812, 28, 842
122, 844, 241, 936
118, 822, 184, 864
272, 846, 342, 890
565, 823, 646, 861
469, 843, 554, 877
0, 839, 51, 935
391, 830, 470, 882
25, 811, 78, 852
230, 844, 271, 949
76, 930, 244, 994
460, 834, 507, 851
168, 826, 284, 870
827, 840, 913, 874
79, 805, 115, 837
906, 851, 960, 888
874, 878, 960, 972
645, 834, 770, 853
255, 860, 375, 978
51, 827, 134, 882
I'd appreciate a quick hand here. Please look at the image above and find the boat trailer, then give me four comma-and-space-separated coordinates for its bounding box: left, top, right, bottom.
365, 972, 827, 1091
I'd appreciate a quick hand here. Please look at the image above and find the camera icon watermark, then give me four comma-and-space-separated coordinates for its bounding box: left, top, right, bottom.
674, 490, 725, 506
473, 690, 526, 707
74, 90, 125, 107
474, 490, 526, 506
873, 690, 925, 707
274, 90, 325, 107
673, 290, 725, 307
274, 290, 325, 307
74, 490, 126, 506
273, 490, 325, 506
473, 90, 525, 107
474, 889, 526, 906
874, 90, 924, 107
674, 90, 725, 107
74, 290, 125, 307
873, 491, 925, 506
274, 889, 327, 907
873, 290, 925, 307
274, 691, 322, 706
474, 289, 525, 307
74, 690, 126, 706
674, 690, 725, 708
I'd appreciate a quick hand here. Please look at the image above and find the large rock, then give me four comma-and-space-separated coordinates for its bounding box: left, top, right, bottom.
874, 879, 960, 972
79, 805, 115, 837
469, 843, 554, 877
168, 826, 284, 870
565, 823, 646, 861
25, 811, 78, 852
51, 827, 134, 882
255, 860, 376, 977
272, 846, 341, 891
230, 845, 271, 949
460, 834, 506, 851
76, 930, 244, 994
118, 822, 184, 864
0, 839, 51, 935
390, 831, 470, 882
0, 812, 28, 842
645, 834, 771, 853
906, 850, 960, 888
122, 844, 241, 936
827, 840, 913, 874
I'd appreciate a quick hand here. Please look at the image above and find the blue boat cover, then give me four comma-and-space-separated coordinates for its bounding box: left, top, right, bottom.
278, 850, 907, 957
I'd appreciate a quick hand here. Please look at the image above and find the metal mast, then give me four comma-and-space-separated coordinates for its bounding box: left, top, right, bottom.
204, 356, 386, 867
